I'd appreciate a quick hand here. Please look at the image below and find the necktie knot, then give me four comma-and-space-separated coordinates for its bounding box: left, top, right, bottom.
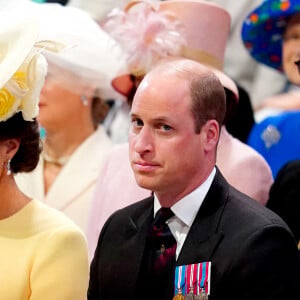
153, 207, 174, 226
149, 207, 176, 255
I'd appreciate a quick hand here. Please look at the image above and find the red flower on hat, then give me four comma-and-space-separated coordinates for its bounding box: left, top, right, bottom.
279, 1, 291, 11
263, 18, 273, 30
244, 41, 253, 50
250, 13, 259, 24
270, 54, 281, 63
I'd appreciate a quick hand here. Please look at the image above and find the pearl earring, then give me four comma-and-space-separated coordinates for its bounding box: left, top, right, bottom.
80, 95, 88, 106
7, 159, 11, 176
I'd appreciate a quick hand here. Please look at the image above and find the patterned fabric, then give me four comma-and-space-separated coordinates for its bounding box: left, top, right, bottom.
241, 0, 300, 71
247, 110, 300, 177
148, 207, 177, 274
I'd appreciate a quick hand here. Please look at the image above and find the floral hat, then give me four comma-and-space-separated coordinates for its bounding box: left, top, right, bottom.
241, 0, 300, 71
0, 13, 49, 122
0, 6, 64, 123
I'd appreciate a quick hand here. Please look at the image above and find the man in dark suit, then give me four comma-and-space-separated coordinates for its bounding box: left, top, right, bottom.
88, 58, 300, 300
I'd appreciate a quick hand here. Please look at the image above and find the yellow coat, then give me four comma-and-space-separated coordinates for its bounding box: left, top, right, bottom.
0, 199, 89, 299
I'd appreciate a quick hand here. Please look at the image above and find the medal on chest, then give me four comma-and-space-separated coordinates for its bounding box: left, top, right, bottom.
173, 262, 211, 299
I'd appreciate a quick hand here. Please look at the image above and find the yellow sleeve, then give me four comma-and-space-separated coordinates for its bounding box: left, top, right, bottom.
30, 226, 89, 300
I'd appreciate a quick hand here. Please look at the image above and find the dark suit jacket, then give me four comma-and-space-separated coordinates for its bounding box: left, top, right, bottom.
88, 169, 300, 300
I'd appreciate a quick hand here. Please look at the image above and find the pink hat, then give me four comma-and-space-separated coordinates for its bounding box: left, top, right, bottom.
107, 0, 238, 101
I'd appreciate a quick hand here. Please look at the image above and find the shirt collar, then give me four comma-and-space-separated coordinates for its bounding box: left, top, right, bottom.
154, 167, 216, 226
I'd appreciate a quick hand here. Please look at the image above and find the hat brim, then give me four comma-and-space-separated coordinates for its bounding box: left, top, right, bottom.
111, 66, 239, 102
242, 1, 300, 71
209, 67, 239, 102
111, 74, 134, 98
0, 16, 38, 89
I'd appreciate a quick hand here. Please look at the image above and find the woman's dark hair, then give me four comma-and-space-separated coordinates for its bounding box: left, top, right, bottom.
0, 112, 42, 173
91, 88, 110, 128
267, 159, 300, 242
224, 85, 255, 143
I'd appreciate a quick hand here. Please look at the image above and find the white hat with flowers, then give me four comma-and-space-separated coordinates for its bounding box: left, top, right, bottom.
0, 13, 48, 122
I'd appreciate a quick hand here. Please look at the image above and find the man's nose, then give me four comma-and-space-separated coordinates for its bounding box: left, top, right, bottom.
134, 126, 154, 154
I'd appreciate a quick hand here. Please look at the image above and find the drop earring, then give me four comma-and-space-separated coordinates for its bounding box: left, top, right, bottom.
80, 95, 88, 106
6, 159, 11, 176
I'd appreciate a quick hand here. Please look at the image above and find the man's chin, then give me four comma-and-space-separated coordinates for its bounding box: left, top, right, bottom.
134, 177, 157, 191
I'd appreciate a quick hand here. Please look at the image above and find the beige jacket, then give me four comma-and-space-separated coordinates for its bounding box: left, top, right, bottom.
15, 125, 112, 234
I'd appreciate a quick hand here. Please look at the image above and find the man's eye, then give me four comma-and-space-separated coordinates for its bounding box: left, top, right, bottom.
160, 124, 172, 131
132, 119, 143, 127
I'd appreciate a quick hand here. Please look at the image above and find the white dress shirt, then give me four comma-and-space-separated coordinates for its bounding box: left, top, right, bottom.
154, 167, 216, 259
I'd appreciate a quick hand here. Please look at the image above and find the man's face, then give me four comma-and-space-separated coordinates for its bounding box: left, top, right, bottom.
129, 72, 211, 201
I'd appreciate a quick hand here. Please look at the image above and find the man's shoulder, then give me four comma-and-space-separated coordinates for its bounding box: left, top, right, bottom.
213, 170, 287, 229
225, 184, 290, 232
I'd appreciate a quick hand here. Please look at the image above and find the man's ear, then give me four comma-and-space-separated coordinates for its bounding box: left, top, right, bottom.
203, 120, 220, 152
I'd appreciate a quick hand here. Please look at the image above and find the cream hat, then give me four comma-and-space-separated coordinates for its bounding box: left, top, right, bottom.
67, 0, 127, 22
0, 12, 48, 122
26, 2, 127, 100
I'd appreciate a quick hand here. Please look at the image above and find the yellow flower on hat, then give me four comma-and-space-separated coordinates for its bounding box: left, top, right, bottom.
0, 13, 64, 123
0, 88, 21, 121
0, 47, 48, 122
18, 50, 47, 121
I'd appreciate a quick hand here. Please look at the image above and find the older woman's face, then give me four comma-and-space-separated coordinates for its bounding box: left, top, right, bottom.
38, 63, 88, 131
283, 13, 300, 85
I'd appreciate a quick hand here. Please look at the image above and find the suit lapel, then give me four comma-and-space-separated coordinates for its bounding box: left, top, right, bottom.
177, 169, 228, 266
115, 171, 229, 295
118, 198, 154, 297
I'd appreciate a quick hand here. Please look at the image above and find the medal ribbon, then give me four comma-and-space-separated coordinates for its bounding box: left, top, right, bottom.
186, 263, 198, 295
198, 261, 211, 295
174, 265, 186, 295
175, 262, 211, 296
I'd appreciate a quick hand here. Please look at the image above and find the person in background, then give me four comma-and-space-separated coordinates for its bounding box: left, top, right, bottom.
67, 0, 288, 113
266, 159, 300, 251
88, 57, 300, 300
15, 1, 125, 234
0, 11, 88, 299
242, 0, 300, 178
242, 0, 300, 121
211, 0, 288, 111
86, 0, 273, 259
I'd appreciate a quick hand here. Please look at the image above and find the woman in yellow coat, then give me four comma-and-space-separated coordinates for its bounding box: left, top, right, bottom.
14, 2, 125, 234
0, 10, 89, 300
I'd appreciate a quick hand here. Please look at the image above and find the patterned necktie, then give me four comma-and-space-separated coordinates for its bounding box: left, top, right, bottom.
148, 207, 177, 274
